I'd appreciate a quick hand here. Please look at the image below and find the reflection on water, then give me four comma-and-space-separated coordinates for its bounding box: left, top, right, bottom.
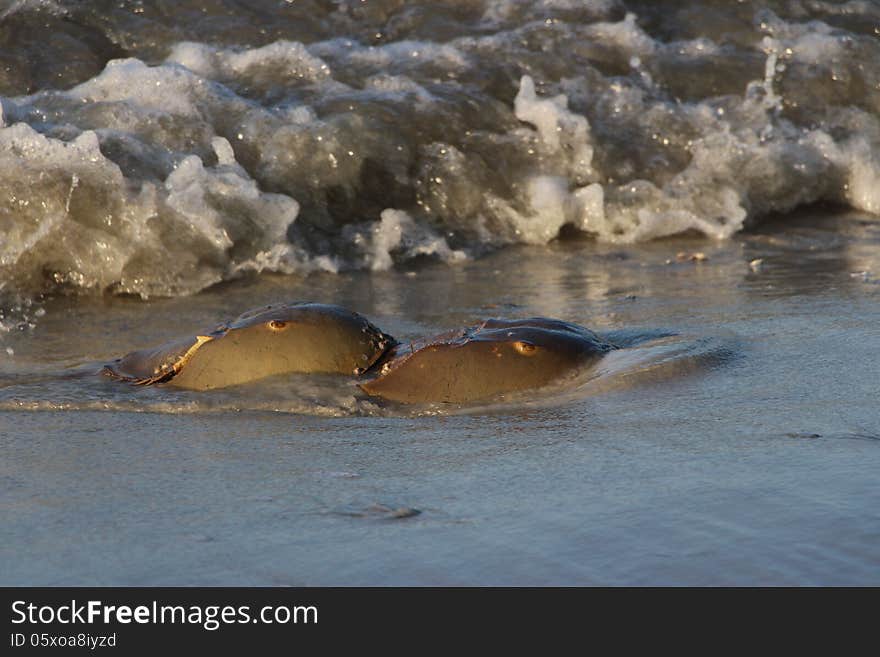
0, 328, 732, 418
1, 209, 878, 585
0, 208, 876, 417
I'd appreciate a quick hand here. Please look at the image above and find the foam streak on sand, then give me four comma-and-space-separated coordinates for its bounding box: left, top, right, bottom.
0, 1, 878, 301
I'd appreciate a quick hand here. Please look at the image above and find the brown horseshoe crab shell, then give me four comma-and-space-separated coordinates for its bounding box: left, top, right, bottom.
359, 317, 616, 404
102, 302, 394, 390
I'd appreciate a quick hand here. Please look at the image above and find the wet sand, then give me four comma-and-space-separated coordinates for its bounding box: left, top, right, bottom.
1, 209, 879, 585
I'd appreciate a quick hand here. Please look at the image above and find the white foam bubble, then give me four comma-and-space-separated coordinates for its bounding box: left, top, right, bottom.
0, 115, 331, 298
0, 0, 66, 21
571, 183, 605, 233
514, 75, 594, 179
69, 58, 207, 118
585, 12, 656, 58
365, 74, 434, 105
521, 176, 572, 243
166, 40, 332, 85
348, 40, 469, 72
211, 136, 236, 166
364, 209, 466, 271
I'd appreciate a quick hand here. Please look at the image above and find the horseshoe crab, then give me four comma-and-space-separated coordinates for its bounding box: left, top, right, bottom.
359, 317, 617, 404
103, 302, 394, 390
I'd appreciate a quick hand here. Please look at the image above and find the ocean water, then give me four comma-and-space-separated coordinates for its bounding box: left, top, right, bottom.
1, 1, 879, 585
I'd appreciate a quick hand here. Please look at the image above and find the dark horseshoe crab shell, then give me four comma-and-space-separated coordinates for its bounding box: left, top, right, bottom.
102, 302, 395, 390
359, 317, 617, 404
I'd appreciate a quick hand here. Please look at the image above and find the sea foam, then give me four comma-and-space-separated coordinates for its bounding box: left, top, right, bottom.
0, 1, 877, 301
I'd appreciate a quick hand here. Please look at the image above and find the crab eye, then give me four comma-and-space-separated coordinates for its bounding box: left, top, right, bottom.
267, 320, 288, 331
513, 340, 537, 355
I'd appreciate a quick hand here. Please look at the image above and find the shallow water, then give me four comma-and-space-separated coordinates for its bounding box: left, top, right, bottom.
2, 209, 878, 584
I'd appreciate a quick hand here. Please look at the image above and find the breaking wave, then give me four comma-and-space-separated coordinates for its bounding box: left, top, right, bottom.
1, 0, 878, 300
